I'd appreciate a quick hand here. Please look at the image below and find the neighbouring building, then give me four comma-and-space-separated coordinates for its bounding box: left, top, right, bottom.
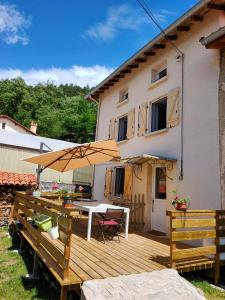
0, 116, 93, 189
87, 0, 225, 233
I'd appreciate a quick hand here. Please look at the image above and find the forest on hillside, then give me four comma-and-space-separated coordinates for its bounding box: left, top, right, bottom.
0, 78, 97, 143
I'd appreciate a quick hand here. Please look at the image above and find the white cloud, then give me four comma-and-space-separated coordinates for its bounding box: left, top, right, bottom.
0, 4, 30, 45
84, 4, 176, 41
0, 65, 114, 87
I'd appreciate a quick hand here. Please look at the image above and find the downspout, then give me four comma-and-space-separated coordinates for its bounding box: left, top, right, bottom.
179, 53, 184, 180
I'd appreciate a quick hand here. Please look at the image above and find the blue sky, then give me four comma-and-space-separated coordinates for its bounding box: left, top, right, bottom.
0, 0, 198, 86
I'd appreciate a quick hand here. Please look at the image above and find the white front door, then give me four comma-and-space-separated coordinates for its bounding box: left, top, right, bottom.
151, 166, 167, 233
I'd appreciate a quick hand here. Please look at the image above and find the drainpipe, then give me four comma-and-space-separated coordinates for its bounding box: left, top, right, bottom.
179, 53, 184, 181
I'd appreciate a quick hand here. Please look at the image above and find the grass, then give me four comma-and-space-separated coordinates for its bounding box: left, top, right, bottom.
0, 228, 58, 300
1, 227, 225, 300
183, 272, 225, 300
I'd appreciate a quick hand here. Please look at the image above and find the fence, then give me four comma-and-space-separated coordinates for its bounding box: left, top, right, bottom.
167, 210, 225, 284
113, 193, 145, 229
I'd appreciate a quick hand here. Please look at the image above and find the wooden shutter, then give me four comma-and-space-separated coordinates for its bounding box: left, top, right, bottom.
104, 168, 112, 198
127, 109, 135, 139
167, 87, 180, 128
109, 118, 116, 139
123, 165, 133, 200
138, 102, 148, 136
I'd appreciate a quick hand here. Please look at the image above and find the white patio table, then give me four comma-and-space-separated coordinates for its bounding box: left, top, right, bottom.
72, 200, 130, 242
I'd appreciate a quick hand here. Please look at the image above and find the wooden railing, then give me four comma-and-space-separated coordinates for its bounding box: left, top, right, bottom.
113, 194, 145, 229
167, 210, 225, 284
12, 192, 73, 280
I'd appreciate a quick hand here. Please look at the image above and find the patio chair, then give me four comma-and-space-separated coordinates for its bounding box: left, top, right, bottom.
97, 208, 124, 243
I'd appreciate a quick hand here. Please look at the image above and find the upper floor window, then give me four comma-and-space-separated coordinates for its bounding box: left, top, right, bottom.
151, 64, 167, 84
118, 115, 127, 141
149, 97, 167, 133
1, 123, 5, 130
119, 89, 128, 103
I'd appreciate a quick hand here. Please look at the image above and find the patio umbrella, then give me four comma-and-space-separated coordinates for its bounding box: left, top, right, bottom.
22, 139, 120, 172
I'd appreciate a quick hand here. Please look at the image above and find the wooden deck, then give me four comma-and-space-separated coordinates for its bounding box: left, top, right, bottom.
50, 218, 215, 283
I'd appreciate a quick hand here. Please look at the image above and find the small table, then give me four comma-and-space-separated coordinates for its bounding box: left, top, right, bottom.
72, 201, 130, 241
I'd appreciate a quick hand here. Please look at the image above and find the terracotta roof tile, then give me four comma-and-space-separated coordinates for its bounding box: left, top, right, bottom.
0, 171, 37, 187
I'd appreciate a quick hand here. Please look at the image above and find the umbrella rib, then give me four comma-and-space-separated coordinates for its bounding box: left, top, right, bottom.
43, 147, 79, 170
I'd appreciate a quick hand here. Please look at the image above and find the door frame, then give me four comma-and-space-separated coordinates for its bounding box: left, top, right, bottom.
151, 164, 167, 232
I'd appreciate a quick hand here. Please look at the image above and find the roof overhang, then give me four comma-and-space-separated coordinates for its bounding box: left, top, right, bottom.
200, 26, 225, 48
120, 154, 177, 165
86, 0, 217, 101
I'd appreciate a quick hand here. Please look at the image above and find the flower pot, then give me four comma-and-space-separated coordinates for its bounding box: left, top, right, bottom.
48, 226, 59, 240
63, 196, 73, 208
33, 214, 52, 231
176, 203, 187, 211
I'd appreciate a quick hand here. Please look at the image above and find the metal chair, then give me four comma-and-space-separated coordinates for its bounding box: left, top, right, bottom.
97, 208, 124, 243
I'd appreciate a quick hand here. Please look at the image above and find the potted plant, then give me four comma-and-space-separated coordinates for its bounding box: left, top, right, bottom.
172, 190, 190, 211
56, 189, 74, 208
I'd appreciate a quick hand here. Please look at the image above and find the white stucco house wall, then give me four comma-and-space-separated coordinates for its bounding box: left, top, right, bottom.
87, 0, 225, 234
0, 115, 37, 135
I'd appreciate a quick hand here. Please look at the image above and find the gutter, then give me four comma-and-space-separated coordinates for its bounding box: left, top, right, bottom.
200, 26, 225, 47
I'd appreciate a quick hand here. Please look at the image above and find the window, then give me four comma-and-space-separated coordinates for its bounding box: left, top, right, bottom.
150, 97, 167, 132
1, 123, 5, 130
155, 167, 166, 199
117, 115, 128, 141
119, 89, 128, 103
114, 167, 125, 196
151, 65, 167, 83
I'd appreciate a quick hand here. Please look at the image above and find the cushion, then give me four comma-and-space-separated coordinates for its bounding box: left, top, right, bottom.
98, 220, 119, 226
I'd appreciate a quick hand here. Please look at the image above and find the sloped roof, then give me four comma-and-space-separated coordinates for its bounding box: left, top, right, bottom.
0, 129, 78, 152
0, 115, 37, 135
0, 171, 37, 186
86, 0, 216, 100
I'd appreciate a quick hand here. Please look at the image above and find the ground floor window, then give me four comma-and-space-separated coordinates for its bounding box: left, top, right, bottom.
155, 167, 166, 199
114, 167, 125, 196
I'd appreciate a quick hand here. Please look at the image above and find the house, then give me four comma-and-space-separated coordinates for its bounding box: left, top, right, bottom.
0, 129, 77, 187
0, 115, 37, 135
86, 0, 225, 233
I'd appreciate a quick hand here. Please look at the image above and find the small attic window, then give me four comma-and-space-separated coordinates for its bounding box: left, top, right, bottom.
119, 89, 129, 103
2, 123, 5, 130
151, 63, 167, 84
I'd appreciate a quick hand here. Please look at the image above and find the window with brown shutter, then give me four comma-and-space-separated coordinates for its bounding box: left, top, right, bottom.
109, 118, 116, 139
138, 102, 148, 136
127, 109, 135, 139
167, 87, 180, 128
104, 167, 113, 197
123, 165, 133, 200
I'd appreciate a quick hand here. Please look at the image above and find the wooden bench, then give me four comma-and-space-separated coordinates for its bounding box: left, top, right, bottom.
11, 192, 82, 300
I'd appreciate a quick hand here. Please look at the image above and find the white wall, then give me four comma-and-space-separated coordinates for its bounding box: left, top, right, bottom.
93, 11, 222, 230
0, 118, 31, 134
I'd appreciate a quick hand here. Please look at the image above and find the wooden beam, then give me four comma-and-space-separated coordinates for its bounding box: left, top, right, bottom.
135, 57, 147, 63
121, 69, 131, 74
143, 51, 156, 56
116, 74, 125, 78
208, 3, 225, 11
154, 44, 166, 49
128, 64, 139, 69
166, 34, 178, 40
191, 15, 204, 22
177, 25, 190, 32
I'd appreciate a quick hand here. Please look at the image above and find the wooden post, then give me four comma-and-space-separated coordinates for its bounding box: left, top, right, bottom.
63, 216, 72, 279
214, 211, 220, 285
32, 252, 39, 278
60, 286, 68, 300
169, 212, 176, 269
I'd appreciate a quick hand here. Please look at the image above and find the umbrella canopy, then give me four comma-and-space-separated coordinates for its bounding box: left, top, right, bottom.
22, 139, 120, 172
